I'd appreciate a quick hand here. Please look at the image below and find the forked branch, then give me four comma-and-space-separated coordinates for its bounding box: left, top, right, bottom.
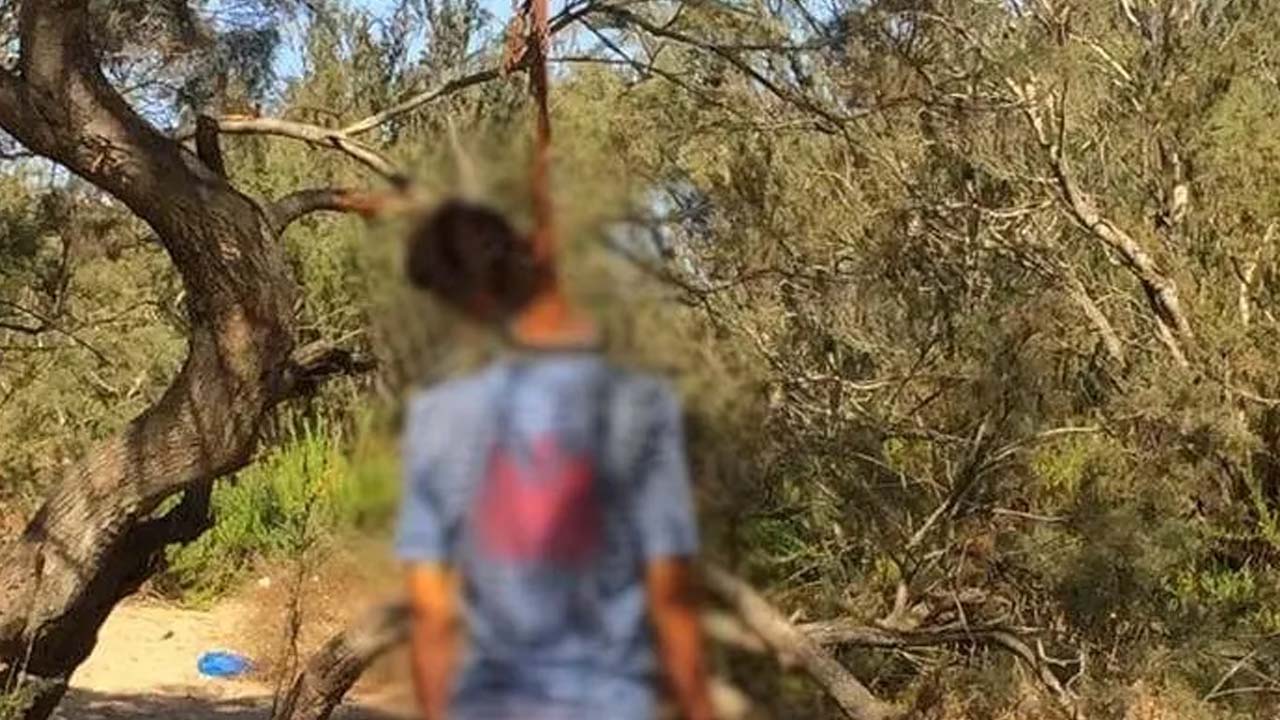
1010, 78, 1192, 367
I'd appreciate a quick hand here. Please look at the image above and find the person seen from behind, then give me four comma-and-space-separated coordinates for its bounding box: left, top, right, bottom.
395, 200, 715, 720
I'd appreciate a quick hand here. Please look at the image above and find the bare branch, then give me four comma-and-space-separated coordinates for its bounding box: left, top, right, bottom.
0, 299, 111, 365
1203, 650, 1260, 702
703, 565, 901, 720
800, 619, 1084, 718
600, 7, 868, 130
268, 187, 425, 234
907, 424, 1099, 549
1011, 78, 1192, 366
0, 319, 44, 335
340, 0, 602, 138
1062, 267, 1125, 367
210, 115, 407, 184
341, 67, 501, 137
201, 1, 603, 187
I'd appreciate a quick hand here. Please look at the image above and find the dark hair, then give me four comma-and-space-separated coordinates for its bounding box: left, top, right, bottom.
405, 200, 543, 321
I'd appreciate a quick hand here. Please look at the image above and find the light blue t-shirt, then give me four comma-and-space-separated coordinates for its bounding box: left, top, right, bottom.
396, 353, 699, 720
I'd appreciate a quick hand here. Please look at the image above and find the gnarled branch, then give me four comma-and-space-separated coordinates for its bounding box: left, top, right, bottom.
0, 4, 300, 718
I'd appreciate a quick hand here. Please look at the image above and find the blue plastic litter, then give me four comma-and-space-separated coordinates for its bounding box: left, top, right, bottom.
197, 651, 252, 678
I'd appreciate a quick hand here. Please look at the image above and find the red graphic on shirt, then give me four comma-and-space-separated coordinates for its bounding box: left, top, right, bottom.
472, 434, 602, 566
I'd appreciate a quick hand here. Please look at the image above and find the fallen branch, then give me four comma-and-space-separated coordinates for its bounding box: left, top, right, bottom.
703, 565, 901, 720
277, 603, 757, 720
796, 618, 1085, 719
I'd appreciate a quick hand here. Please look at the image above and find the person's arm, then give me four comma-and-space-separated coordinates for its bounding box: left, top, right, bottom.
632, 382, 713, 719
647, 558, 715, 720
406, 563, 462, 720
396, 393, 461, 720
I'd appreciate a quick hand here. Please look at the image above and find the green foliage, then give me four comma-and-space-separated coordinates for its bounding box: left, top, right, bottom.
157, 414, 400, 605
0, 684, 37, 720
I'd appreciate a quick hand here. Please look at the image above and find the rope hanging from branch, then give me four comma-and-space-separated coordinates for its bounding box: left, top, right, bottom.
506, 0, 557, 278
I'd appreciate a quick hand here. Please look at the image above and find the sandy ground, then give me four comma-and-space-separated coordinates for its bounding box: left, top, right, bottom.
53, 600, 413, 720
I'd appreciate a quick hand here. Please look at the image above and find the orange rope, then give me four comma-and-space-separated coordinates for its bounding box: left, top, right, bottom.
528, 0, 555, 271
506, 0, 589, 342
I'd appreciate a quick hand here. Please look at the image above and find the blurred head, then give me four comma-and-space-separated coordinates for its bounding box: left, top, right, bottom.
405, 200, 545, 323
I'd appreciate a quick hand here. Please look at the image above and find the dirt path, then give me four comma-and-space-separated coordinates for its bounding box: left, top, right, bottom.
54, 600, 411, 720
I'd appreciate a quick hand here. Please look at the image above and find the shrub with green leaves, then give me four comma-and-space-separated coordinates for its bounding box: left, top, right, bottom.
157, 414, 399, 605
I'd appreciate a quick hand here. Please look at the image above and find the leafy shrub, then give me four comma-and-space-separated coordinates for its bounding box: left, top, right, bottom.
157, 414, 400, 605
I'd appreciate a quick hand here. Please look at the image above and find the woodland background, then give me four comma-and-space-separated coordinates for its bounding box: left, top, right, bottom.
2, 0, 1279, 718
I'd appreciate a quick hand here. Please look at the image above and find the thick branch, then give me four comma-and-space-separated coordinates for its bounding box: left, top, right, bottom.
703, 566, 900, 720
18, 0, 84, 87
0, 4, 299, 717
268, 188, 424, 234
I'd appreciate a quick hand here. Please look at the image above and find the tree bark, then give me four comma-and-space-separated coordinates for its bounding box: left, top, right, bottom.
0, 2, 301, 715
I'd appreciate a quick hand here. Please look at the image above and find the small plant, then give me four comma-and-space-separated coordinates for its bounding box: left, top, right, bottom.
157, 413, 400, 605
0, 683, 38, 720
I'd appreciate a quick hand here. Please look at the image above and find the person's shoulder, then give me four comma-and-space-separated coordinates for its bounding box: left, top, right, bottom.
405, 365, 503, 420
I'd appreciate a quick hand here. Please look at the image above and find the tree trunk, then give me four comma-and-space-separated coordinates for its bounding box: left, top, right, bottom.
0, 2, 300, 715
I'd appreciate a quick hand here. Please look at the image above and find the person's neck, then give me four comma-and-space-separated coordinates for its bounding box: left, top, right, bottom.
507, 288, 601, 352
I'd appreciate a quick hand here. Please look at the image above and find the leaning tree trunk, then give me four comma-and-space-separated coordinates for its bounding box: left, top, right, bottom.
0, 2, 306, 715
